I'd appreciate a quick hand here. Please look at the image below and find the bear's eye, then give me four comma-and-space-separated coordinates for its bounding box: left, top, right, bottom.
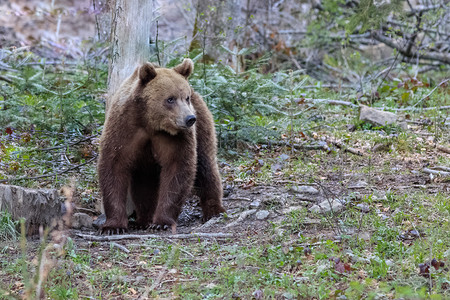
166, 97, 175, 104
186, 96, 190, 103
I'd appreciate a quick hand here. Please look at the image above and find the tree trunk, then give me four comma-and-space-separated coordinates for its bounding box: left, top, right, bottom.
92, 0, 111, 42
107, 0, 153, 112
0, 184, 62, 236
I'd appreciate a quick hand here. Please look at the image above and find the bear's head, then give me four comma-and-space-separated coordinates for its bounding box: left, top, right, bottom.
137, 59, 196, 135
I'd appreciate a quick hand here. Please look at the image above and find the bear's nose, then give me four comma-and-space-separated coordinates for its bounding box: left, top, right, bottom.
185, 115, 196, 127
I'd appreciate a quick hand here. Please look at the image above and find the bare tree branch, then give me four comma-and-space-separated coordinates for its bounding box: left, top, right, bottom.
406, 4, 442, 17
372, 31, 450, 65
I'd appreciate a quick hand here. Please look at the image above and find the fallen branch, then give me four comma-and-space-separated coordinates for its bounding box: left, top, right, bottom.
0, 156, 97, 183
0, 75, 13, 84
385, 106, 450, 112
35, 134, 99, 152
75, 206, 100, 215
297, 98, 358, 108
437, 145, 450, 154
76, 232, 233, 241
412, 79, 449, 108
272, 141, 329, 151
432, 166, 450, 172
110, 242, 130, 253
301, 84, 354, 89
273, 140, 363, 156
227, 197, 252, 202
422, 168, 450, 176
326, 139, 364, 156
225, 209, 257, 228
195, 216, 221, 230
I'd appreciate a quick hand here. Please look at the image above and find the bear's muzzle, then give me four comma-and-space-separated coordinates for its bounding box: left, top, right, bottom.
185, 115, 196, 127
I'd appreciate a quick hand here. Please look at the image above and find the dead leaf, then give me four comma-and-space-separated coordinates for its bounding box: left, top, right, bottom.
431, 258, 445, 270
253, 289, 264, 300
304, 247, 312, 256
418, 263, 430, 277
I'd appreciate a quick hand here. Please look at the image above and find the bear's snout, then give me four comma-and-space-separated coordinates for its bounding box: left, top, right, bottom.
185, 115, 197, 127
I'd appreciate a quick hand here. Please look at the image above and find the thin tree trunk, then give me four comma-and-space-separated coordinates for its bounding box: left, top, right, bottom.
107, 0, 153, 112
92, 0, 111, 42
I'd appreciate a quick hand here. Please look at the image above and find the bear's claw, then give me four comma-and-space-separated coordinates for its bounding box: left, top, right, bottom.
98, 227, 127, 235
128, 220, 149, 230
147, 224, 169, 231
147, 223, 177, 234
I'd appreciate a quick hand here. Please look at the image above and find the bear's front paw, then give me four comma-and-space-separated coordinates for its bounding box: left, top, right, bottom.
99, 226, 127, 235
202, 205, 226, 222
129, 220, 151, 230
99, 219, 128, 235
149, 216, 177, 234
148, 224, 170, 231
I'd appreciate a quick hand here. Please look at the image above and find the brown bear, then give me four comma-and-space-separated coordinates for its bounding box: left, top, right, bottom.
98, 59, 225, 234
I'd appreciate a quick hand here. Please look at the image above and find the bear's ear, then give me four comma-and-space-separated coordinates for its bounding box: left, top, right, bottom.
139, 62, 157, 84
173, 58, 194, 79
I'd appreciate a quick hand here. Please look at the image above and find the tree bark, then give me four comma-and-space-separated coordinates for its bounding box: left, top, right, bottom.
0, 184, 62, 235
107, 0, 153, 111
92, 0, 111, 42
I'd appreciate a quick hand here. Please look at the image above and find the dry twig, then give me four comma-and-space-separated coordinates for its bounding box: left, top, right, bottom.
299, 98, 358, 108
411, 79, 449, 108
225, 209, 257, 228
437, 145, 450, 154
0, 156, 97, 183
326, 139, 364, 156
422, 168, 450, 176
76, 232, 233, 241
227, 197, 252, 202
110, 242, 130, 253
433, 166, 450, 172
0, 75, 13, 84
391, 106, 450, 111
35, 134, 99, 152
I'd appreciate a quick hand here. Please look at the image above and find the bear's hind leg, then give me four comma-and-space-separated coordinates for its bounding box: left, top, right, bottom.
98, 159, 130, 234
195, 153, 226, 221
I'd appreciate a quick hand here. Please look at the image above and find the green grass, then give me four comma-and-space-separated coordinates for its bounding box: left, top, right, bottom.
0, 211, 18, 241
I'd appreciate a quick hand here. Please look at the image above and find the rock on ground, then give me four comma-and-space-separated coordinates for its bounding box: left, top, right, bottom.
348, 180, 368, 189
255, 210, 270, 220
290, 185, 319, 195
0, 184, 62, 235
309, 199, 345, 214
72, 212, 94, 229
359, 105, 407, 129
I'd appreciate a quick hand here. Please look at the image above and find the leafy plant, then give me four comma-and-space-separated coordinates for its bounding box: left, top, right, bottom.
0, 49, 106, 132
0, 210, 18, 241
188, 54, 311, 148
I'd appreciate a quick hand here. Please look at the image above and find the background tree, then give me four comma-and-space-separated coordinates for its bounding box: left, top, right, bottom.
107, 0, 154, 111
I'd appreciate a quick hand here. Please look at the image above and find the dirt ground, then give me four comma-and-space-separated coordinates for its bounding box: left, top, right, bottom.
74, 145, 448, 238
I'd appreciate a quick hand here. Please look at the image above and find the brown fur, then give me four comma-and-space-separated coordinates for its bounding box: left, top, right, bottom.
98, 59, 225, 232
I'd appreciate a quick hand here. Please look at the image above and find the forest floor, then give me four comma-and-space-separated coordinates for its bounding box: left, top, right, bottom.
1, 103, 449, 299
